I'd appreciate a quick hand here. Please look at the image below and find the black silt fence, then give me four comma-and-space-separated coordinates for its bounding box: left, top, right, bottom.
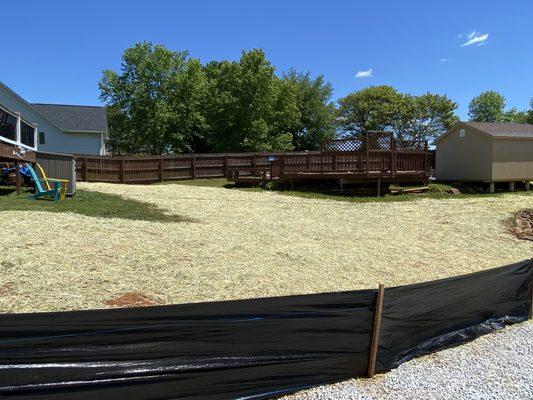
0, 259, 531, 399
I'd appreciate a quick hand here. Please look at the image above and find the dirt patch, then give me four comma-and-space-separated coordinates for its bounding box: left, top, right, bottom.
105, 291, 160, 308
507, 209, 533, 241
0, 282, 16, 296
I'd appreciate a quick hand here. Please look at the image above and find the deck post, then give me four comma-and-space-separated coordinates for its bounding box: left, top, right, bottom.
377, 177, 381, 197
365, 135, 370, 178
509, 181, 515, 192
339, 179, 344, 190
15, 160, 21, 195
489, 182, 495, 194
368, 284, 385, 378
526, 181, 531, 191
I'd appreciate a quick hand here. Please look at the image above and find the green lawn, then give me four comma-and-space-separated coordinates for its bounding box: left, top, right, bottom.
172, 178, 532, 203
0, 186, 190, 223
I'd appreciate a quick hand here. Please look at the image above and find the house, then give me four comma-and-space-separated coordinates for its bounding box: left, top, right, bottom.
435, 122, 533, 192
0, 81, 107, 155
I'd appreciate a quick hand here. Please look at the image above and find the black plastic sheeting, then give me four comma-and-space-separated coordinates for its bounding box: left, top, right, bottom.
376, 259, 533, 372
0, 290, 376, 399
0, 260, 531, 399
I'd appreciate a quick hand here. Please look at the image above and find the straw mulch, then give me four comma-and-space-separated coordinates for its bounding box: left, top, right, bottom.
1, 182, 531, 313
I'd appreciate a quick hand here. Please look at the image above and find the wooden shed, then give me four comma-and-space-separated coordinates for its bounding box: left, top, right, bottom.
435, 122, 533, 191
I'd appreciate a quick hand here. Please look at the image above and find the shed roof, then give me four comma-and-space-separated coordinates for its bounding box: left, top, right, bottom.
463, 122, 533, 138
435, 122, 533, 143
31, 103, 108, 133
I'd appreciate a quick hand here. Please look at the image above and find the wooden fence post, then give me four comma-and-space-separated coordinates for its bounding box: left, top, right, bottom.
159, 156, 164, 182
82, 157, 87, 182
120, 158, 126, 184
191, 155, 196, 179
368, 283, 385, 378
223, 154, 228, 178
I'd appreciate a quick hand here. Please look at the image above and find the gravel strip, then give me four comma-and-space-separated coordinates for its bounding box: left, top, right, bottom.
283, 321, 533, 400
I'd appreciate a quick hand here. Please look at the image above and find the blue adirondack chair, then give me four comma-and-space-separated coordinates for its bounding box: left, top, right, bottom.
25, 164, 67, 202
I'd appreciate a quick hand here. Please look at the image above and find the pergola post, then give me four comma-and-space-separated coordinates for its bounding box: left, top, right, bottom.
15, 159, 21, 195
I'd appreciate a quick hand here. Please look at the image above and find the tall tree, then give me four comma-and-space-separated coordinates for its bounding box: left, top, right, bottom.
282, 69, 336, 150
99, 42, 207, 155
528, 99, 533, 124
336, 86, 403, 135
468, 91, 506, 122
202, 49, 299, 152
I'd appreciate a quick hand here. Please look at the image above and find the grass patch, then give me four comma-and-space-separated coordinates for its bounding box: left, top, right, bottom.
171, 178, 532, 204
0, 186, 190, 223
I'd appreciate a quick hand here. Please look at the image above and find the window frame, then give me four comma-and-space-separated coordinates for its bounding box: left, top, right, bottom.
0, 103, 38, 151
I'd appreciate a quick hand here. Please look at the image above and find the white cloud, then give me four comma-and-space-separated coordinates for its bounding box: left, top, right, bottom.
355, 68, 373, 78
440, 58, 453, 62
460, 31, 489, 47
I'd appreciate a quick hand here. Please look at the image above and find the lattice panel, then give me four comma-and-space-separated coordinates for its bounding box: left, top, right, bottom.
396, 140, 426, 152
366, 131, 392, 151
321, 138, 364, 153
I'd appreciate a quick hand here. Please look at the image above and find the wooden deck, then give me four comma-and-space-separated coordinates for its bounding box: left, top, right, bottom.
227, 132, 430, 189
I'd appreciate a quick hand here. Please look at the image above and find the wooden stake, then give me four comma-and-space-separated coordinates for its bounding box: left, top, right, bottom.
368, 283, 385, 378
529, 281, 533, 320
15, 160, 21, 195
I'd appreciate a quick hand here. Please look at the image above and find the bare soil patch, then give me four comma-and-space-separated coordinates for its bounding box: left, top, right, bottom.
105, 291, 160, 308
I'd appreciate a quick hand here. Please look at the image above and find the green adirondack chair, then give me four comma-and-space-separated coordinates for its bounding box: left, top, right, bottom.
25, 164, 67, 202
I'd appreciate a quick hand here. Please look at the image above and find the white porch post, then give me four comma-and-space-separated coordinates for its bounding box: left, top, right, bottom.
34, 124, 38, 151
15, 112, 21, 146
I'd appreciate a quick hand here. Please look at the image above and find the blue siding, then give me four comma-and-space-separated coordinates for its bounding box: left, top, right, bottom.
0, 84, 103, 155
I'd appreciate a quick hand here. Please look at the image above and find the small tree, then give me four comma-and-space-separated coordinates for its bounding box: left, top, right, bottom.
395, 93, 458, 141
468, 91, 506, 122
337, 86, 403, 135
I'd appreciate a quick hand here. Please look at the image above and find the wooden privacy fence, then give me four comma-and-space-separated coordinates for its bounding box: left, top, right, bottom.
75, 152, 319, 184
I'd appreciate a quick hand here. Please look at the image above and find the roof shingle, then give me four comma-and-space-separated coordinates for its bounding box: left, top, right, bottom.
464, 122, 533, 138
31, 103, 108, 133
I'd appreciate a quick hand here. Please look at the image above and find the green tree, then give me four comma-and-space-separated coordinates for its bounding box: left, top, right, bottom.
202, 49, 299, 152
282, 69, 336, 150
395, 93, 458, 141
468, 91, 507, 122
336, 86, 403, 135
99, 42, 207, 155
528, 99, 533, 124
337, 87, 457, 141
503, 108, 529, 123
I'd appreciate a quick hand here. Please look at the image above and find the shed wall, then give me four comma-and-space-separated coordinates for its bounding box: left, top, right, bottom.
35, 151, 76, 195
435, 126, 493, 181
491, 139, 533, 181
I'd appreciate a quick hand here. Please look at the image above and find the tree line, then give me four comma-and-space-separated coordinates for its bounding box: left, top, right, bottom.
100, 43, 533, 155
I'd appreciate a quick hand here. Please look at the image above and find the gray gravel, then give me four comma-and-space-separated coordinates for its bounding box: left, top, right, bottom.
283, 321, 533, 400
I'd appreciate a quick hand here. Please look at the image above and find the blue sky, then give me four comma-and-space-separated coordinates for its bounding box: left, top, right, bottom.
1, 0, 532, 119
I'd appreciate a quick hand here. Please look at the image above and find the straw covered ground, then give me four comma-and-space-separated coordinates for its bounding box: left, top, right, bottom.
1, 182, 532, 313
